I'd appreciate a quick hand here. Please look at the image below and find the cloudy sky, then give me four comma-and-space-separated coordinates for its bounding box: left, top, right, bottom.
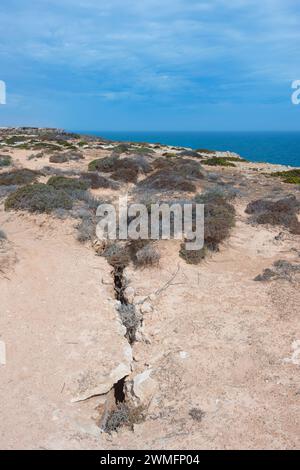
0, 0, 300, 130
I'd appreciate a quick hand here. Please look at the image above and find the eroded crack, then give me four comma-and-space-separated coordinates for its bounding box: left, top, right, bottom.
100, 262, 143, 433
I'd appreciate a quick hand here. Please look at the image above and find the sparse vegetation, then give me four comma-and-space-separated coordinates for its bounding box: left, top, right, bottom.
104, 403, 145, 433
179, 244, 207, 264
269, 169, 300, 185
245, 195, 300, 234
189, 408, 205, 422
0, 169, 41, 186
5, 183, 73, 213
204, 157, 236, 167
116, 303, 141, 343
76, 217, 95, 243
254, 260, 300, 282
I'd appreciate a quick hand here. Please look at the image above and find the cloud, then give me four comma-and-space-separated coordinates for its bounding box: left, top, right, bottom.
0, 0, 299, 129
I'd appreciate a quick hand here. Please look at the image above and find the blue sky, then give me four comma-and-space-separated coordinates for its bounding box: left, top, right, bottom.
0, 0, 300, 131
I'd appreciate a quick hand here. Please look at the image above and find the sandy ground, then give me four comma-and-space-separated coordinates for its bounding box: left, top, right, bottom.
0, 144, 299, 449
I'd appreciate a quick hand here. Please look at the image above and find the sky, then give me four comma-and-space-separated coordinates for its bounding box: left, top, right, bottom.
0, 0, 300, 131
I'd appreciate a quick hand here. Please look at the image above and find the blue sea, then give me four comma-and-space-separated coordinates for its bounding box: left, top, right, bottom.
74, 131, 300, 168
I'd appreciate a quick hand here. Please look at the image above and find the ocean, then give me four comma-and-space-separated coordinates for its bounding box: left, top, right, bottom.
74, 131, 300, 168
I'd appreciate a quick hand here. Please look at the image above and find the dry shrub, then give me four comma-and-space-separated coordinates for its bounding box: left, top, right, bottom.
5, 183, 73, 213
180, 190, 236, 264
76, 217, 95, 243
179, 150, 202, 158
49, 150, 84, 163
245, 195, 300, 234
135, 243, 160, 268
254, 259, 300, 282
88, 154, 119, 172
179, 244, 207, 264
0, 169, 41, 186
49, 153, 68, 163
80, 172, 119, 189
270, 169, 300, 185
204, 157, 236, 167
102, 242, 131, 268
138, 169, 197, 192
47, 175, 89, 191
0, 155, 12, 167
116, 304, 141, 343
104, 403, 145, 433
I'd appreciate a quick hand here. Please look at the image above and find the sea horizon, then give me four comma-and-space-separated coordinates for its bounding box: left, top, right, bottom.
72, 130, 300, 168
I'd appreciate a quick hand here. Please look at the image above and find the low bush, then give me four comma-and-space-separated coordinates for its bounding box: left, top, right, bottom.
116, 303, 141, 344
254, 259, 300, 282
270, 169, 300, 185
179, 244, 207, 264
195, 149, 215, 154
179, 189, 236, 264
88, 154, 119, 172
0, 169, 41, 186
138, 169, 197, 192
47, 175, 89, 191
102, 242, 131, 268
76, 217, 95, 243
0, 155, 12, 167
104, 403, 145, 433
135, 243, 161, 268
162, 152, 178, 158
179, 150, 201, 158
49, 153, 68, 164
204, 157, 236, 167
189, 408, 205, 422
245, 195, 300, 234
110, 167, 139, 183
80, 172, 119, 189
5, 183, 73, 213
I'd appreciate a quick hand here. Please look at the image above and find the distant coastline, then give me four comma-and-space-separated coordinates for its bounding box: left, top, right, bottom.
72, 130, 300, 168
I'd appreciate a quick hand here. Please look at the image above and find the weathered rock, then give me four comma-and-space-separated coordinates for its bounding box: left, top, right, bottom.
140, 302, 153, 314
131, 369, 157, 405
124, 286, 135, 304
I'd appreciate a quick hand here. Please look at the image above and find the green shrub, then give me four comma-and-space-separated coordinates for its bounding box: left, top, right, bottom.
88, 154, 119, 172
0, 169, 41, 186
179, 244, 207, 264
5, 183, 73, 213
47, 175, 89, 191
0, 155, 12, 167
162, 152, 178, 158
270, 169, 300, 184
204, 157, 236, 167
